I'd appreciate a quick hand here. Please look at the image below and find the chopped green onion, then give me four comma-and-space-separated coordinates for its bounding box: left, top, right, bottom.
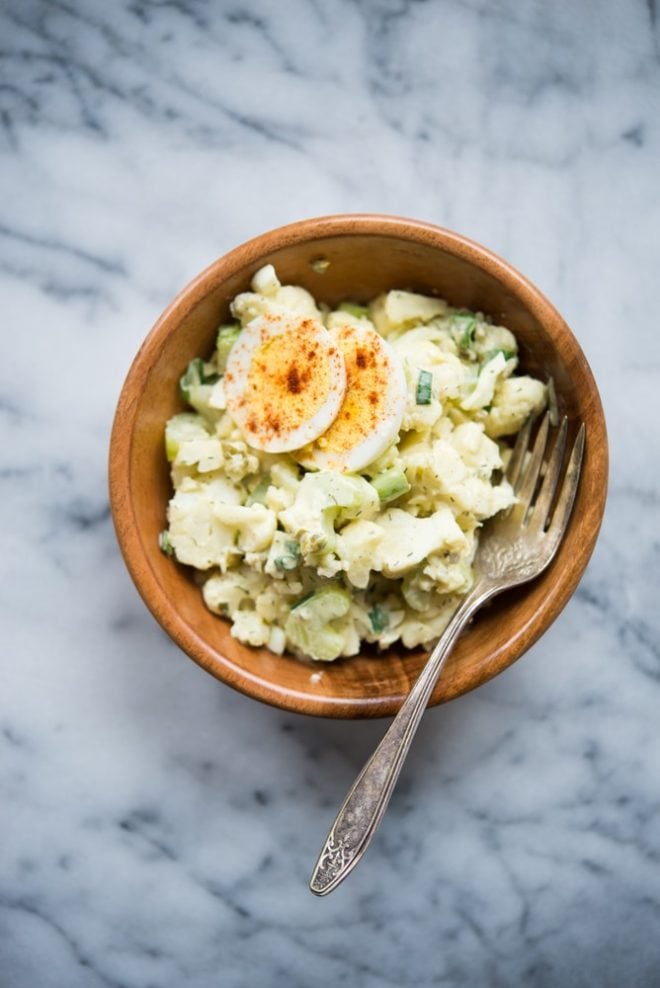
159, 530, 174, 556
216, 324, 241, 372
368, 604, 389, 633
291, 590, 316, 611
371, 467, 411, 503
451, 313, 477, 351
415, 369, 433, 405
274, 540, 301, 571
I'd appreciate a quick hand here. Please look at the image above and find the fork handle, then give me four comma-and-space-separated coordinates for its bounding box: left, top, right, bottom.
309, 584, 494, 896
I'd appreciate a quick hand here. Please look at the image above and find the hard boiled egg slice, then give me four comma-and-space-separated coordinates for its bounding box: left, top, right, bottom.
224, 313, 346, 453
296, 321, 407, 472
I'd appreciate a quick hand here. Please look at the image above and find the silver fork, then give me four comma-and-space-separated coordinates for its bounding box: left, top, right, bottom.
310, 413, 584, 896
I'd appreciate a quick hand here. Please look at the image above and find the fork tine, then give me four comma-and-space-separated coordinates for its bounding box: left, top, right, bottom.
506, 414, 533, 488
513, 412, 550, 520
529, 416, 568, 531
545, 423, 585, 551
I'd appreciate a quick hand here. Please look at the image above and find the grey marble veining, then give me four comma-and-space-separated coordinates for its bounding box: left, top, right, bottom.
1, 1, 660, 985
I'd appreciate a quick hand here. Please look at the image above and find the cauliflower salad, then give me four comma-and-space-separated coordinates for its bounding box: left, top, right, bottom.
160, 265, 547, 662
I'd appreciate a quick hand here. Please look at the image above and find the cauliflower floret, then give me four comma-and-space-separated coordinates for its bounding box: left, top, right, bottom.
213, 503, 277, 552
230, 610, 271, 648
174, 438, 224, 474
231, 283, 321, 327
402, 438, 514, 520
219, 440, 259, 482
471, 322, 518, 361
270, 460, 301, 492
391, 323, 457, 353
371, 506, 467, 577
433, 353, 471, 402
398, 599, 459, 649
255, 585, 292, 624
251, 264, 280, 296
280, 472, 380, 558
263, 458, 301, 512
460, 351, 508, 411
167, 477, 243, 570
202, 569, 269, 615
485, 377, 547, 438
370, 290, 448, 336
403, 438, 466, 493
335, 520, 385, 589
422, 554, 473, 594
449, 422, 503, 477
325, 310, 377, 334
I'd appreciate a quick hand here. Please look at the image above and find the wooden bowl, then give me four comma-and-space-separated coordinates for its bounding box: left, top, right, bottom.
109, 215, 608, 718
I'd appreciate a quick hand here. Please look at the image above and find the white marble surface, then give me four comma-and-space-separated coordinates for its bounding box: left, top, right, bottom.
1, 1, 659, 985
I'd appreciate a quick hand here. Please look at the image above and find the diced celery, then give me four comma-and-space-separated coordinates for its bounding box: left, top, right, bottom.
180, 358, 219, 401
371, 467, 411, 503
286, 620, 345, 662
415, 369, 433, 405
164, 412, 209, 461
216, 324, 241, 372
290, 585, 351, 623
285, 585, 351, 661
338, 302, 370, 319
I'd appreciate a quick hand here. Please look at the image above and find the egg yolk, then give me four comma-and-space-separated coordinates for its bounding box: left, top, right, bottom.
314, 325, 391, 462
228, 319, 336, 447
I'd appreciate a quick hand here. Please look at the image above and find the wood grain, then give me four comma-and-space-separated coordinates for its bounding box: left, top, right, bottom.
108, 215, 608, 718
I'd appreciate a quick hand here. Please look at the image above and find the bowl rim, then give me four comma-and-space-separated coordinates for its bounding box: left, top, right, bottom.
109, 213, 608, 718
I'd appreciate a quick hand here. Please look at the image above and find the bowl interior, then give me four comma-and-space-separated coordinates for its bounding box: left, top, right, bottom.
111, 218, 607, 717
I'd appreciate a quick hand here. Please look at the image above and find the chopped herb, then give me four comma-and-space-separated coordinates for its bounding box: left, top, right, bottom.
369, 604, 390, 633
291, 590, 316, 611
416, 369, 433, 405
159, 530, 174, 556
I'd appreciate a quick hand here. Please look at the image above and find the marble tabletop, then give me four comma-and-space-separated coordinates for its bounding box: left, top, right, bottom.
2, 1, 660, 985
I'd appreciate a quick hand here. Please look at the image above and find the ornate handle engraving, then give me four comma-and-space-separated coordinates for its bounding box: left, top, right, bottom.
313, 833, 355, 892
